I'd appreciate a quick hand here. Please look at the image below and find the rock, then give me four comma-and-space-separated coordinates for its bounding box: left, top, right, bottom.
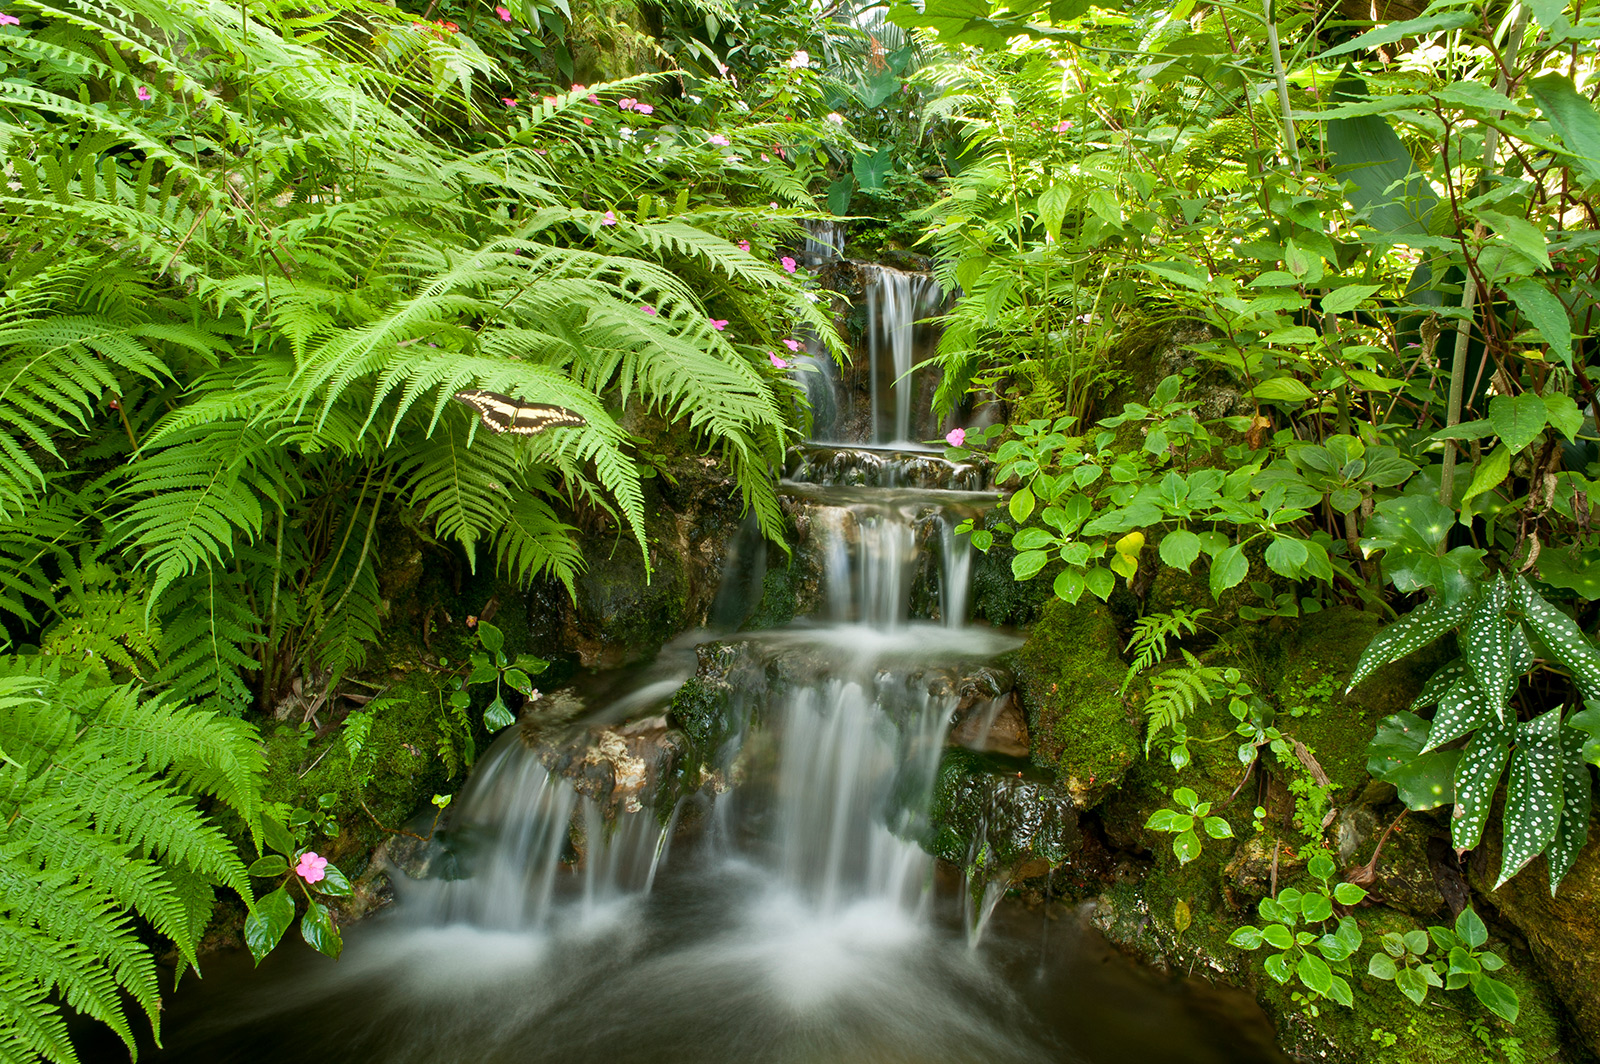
928, 747, 1080, 874
950, 692, 1030, 758
1009, 597, 1139, 806
1470, 813, 1600, 1059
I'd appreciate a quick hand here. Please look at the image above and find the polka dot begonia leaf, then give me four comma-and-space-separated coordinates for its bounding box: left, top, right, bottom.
1496, 708, 1565, 889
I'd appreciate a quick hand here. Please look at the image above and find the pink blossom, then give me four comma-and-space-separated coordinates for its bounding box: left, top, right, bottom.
760, 153, 769, 162
1052, 120, 1073, 132
588, 94, 600, 104
533, 148, 547, 155
642, 305, 656, 315
600, 210, 616, 225
780, 257, 797, 274
0, 12, 19, 25
496, 5, 512, 20
136, 86, 152, 101
708, 134, 730, 146
634, 103, 653, 115
502, 97, 518, 107
945, 427, 966, 447
618, 98, 637, 111
737, 240, 751, 252
785, 50, 810, 69
544, 96, 557, 104
295, 852, 329, 885
710, 318, 728, 331
783, 338, 801, 352
770, 202, 779, 209
572, 83, 586, 92
768, 352, 789, 369
825, 112, 844, 126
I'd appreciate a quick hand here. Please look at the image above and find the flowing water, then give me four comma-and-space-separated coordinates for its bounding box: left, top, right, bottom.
135, 265, 1288, 1064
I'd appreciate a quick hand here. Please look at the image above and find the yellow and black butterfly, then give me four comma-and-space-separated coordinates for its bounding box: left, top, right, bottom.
453, 389, 587, 436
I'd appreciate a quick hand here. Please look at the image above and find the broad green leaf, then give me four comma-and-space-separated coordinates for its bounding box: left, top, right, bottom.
1012, 528, 1055, 551
1549, 725, 1592, 893
477, 621, 504, 655
1422, 678, 1500, 752
1301, 893, 1334, 924
1085, 565, 1116, 601
1452, 720, 1515, 851
244, 887, 295, 964
1515, 577, 1600, 698
1264, 536, 1309, 578
1412, 659, 1468, 710
247, 855, 288, 878
827, 176, 854, 216
1173, 828, 1201, 864
1497, 709, 1565, 888
1487, 393, 1548, 454
1460, 576, 1514, 704
300, 900, 343, 960
263, 814, 296, 857
1395, 965, 1431, 1005
1009, 485, 1036, 523
1368, 952, 1398, 980
1435, 82, 1525, 115
313, 863, 353, 898
1317, 10, 1476, 58
1472, 976, 1521, 1024
1368, 712, 1429, 776
484, 694, 514, 731
1325, 77, 1440, 236
1542, 393, 1584, 441
1319, 284, 1381, 315
1460, 444, 1511, 507
1262, 923, 1294, 950
1388, 749, 1462, 810
1208, 544, 1249, 598
1203, 816, 1234, 839
1348, 593, 1473, 691
1159, 529, 1201, 571
1053, 568, 1085, 603
1455, 907, 1488, 949
1265, 951, 1293, 984
1529, 75, 1600, 187
851, 147, 893, 191
1252, 377, 1315, 403
1502, 280, 1573, 369
1477, 211, 1551, 272
1229, 926, 1265, 950
1297, 952, 1335, 996
1333, 882, 1367, 905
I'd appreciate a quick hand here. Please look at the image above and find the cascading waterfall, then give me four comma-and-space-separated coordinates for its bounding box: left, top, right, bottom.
864, 265, 941, 445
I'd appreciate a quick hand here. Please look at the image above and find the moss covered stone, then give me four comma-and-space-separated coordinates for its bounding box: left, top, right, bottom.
1010, 597, 1139, 805
927, 747, 1080, 871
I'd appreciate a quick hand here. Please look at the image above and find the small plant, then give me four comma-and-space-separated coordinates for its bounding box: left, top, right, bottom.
1367, 907, 1520, 1024
1229, 853, 1368, 1007
243, 812, 356, 962
1145, 786, 1235, 865
1146, 658, 1256, 767
1122, 607, 1211, 693
455, 621, 547, 732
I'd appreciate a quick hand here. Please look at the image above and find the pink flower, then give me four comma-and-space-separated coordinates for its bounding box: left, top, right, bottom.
572, 83, 586, 92
768, 352, 789, 369
642, 305, 656, 315
780, 257, 797, 273
533, 148, 547, 155
737, 240, 751, 252
708, 134, 730, 146
295, 852, 329, 885
136, 86, 152, 101
588, 94, 600, 104
496, 5, 512, 20
634, 103, 653, 115
825, 112, 844, 126
945, 427, 966, 447
600, 210, 616, 225
502, 97, 518, 107
710, 318, 728, 331
618, 98, 637, 111
0, 12, 19, 25
760, 153, 769, 161
1052, 120, 1073, 132
770, 202, 779, 209
783, 338, 801, 352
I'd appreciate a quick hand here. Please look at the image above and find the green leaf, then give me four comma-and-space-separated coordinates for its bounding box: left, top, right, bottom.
247, 855, 288, 878
1252, 378, 1315, 403
1317, 11, 1476, 58
1460, 444, 1511, 507
503, 668, 534, 694
1502, 281, 1573, 369
1085, 566, 1116, 601
1515, 577, 1600, 698
244, 888, 295, 964
827, 175, 854, 217
1348, 593, 1473, 691
1460, 577, 1515, 703
1301, 893, 1334, 924
1368, 953, 1398, 980
313, 863, 352, 898
1262, 923, 1294, 950
1319, 284, 1381, 315
1159, 530, 1201, 572
1412, 659, 1468, 710
1472, 976, 1521, 1024
1402, 930, 1430, 957
1012, 528, 1055, 551
1324, 75, 1439, 236
1477, 211, 1551, 272
1488, 393, 1549, 454
263, 814, 296, 857
1549, 724, 1594, 892
1208, 544, 1249, 598
484, 695, 515, 732
1265, 951, 1294, 984
1203, 816, 1235, 839
1497, 708, 1565, 888
1172, 828, 1201, 864
851, 147, 894, 191
1452, 719, 1515, 851
1264, 537, 1309, 578
477, 621, 504, 655
1229, 926, 1266, 950
1542, 394, 1584, 441
1422, 678, 1500, 752
1387, 749, 1462, 810
1455, 907, 1488, 949
1333, 882, 1367, 905
1009, 486, 1036, 524
1395, 965, 1431, 1006
1529, 74, 1600, 187
300, 900, 342, 960
1297, 952, 1335, 996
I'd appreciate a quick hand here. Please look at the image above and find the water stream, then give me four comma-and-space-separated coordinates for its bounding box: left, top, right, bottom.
136, 261, 1287, 1064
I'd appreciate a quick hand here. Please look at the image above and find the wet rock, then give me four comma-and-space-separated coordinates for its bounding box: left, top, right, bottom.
1223, 832, 1307, 904
928, 748, 1080, 873
950, 693, 1030, 758
667, 641, 764, 758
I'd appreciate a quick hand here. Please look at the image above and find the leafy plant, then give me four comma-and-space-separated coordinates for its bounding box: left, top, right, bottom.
1122, 607, 1211, 692
1145, 785, 1235, 865
242, 817, 355, 964
1229, 853, 1369, 1008
454, 620, 548, 732
1367, 908, 1520, 1024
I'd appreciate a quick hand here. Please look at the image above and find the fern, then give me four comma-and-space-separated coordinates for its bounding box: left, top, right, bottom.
1144, 649, 1231, 752
1122, 607, 1211, 693
0, 656, 265, 1063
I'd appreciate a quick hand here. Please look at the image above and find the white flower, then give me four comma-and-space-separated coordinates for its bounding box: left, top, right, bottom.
786, 50, 810, 69
620, 126, 636, 140
826, 112, 844, 126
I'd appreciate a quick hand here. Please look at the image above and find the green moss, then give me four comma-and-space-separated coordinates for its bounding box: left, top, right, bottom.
1011, 597, 1139, 803
667, 674, 735, 759
742, 565, 798, 631
927, 747, 1077, 869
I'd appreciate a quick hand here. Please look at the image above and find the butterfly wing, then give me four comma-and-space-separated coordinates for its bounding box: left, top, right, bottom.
454, 390, 586, 436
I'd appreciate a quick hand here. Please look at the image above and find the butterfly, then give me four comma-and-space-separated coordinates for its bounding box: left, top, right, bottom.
453, 389, 587, 436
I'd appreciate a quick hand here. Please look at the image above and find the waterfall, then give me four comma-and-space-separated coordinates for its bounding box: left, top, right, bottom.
864, 265, 941, 446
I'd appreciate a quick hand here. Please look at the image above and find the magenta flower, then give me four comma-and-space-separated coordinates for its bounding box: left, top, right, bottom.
710, 318, 728, 331
496, 5, 512, 20
618, 98, 637, 111
945, 427, 966, 447
0, 12, 19, 25
780, 256, 797, 273
136, 86, 152, 101
737, 240, 751, 253
635, 103, 653, 115
1052, 120, 1073, 132
588, 94, 600, 104
502, 97, 518, 107
600, 210, 616, 225
783, 338, 801, 352
295, 852, 329, 884
708, 134, 730, 146
768, 352, 789, 369
642, 305, 656, 315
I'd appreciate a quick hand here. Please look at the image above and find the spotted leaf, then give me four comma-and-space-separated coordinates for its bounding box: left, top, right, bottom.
1461, 576, 1515, 706
1452, 719, 1514, 851
1548, 724, 1593, 894
1412, 659, 1467, 710
1349, 592, 1474, 692
1496, 709, 1565, 888
1516, 577, 1600, 699
1422, 677, 1501, 752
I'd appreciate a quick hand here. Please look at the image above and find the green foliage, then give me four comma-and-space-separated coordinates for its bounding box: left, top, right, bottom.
1229, 853, 1369, 1009
1121, 607, 1210, 693
0, 656, 265, 1063
452, 620, 549, 732
1144, 785, 1234, 865
1367, 909, 1520, 1024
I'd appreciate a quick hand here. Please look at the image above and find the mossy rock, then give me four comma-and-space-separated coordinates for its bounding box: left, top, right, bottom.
927, 747, 1080, 872
742, 564, 799, 631
1010, 597, 1139, 805
971, 509, 1058, 627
